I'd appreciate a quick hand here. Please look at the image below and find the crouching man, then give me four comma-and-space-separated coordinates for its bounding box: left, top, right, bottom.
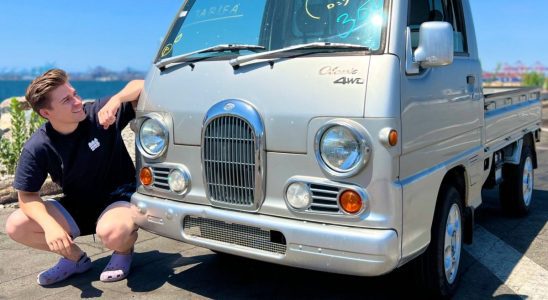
5, 69, 144, 285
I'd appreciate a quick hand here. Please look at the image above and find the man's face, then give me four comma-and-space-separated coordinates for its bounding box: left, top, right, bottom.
40, 82, 86, 125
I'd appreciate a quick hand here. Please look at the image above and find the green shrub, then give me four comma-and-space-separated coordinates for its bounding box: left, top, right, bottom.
0, 98, 45, 175
522, 72, 545, 87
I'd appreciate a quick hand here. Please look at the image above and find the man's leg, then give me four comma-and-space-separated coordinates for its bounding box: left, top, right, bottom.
5, 200, 92, 285
95, 201, 139, 282
5, 201, 83, 261
95, 201, 139, 253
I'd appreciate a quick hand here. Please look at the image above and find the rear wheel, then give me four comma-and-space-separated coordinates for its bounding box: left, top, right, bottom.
416, 184, 463, 298
499, 145, 534, 217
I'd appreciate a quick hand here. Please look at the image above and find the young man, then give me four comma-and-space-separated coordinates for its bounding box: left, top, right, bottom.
4, 69, 144, 285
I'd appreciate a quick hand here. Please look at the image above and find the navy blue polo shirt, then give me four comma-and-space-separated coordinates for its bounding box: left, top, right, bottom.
13, 97, 136, 211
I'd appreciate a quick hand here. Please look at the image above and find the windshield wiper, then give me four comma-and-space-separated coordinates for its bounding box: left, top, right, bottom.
156, 44, 265, 69
229, 42, 369, 68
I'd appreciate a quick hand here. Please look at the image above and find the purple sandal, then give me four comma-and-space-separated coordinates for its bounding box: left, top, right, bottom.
37, 253, 92, 286
100, 249, 133, 282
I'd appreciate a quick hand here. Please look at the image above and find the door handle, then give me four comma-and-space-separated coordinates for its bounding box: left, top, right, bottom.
467, 75, 476, 85
466, 75, 479, 100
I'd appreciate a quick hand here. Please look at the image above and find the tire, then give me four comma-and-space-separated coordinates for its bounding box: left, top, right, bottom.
499, 145, 534, 217
415, 184, 463, 298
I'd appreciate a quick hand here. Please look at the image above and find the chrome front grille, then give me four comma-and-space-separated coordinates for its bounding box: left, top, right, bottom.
203, 116, 255, 206
202, 100, 266, 211
183, 216, 287, 255
309, 184, 341, 213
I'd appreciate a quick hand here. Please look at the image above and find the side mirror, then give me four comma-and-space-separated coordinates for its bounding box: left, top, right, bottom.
406, 21, 454, 74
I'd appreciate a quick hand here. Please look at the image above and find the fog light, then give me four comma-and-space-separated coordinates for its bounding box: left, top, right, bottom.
339, 190, 363, 214
286, 182, 311, 209
140, 167, 153, 186
168, 169, 189, 193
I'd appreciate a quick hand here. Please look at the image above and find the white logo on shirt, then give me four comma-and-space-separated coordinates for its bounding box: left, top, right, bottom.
88, 138, 100, 151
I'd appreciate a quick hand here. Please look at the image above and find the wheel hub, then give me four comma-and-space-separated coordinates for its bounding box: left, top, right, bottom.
444, 204, 462, 284
522, 157, 534, 207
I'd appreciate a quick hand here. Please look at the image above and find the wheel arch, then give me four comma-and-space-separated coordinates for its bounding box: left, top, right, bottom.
435, 166, 474, 244
438, 166, 467, 205
524, 132, 538, 169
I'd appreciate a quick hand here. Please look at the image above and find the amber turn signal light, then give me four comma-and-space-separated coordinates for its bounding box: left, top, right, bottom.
339, 190, 363, 214
140, 167, 153, 186
388, 130, 398, 147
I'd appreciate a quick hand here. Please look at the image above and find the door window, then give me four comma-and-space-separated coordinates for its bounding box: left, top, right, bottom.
408, 0, 468, 54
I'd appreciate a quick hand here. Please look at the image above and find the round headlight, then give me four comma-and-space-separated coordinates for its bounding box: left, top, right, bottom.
168, 169, 189, 194
286, 182, 311, 209
316, 122, 370, 177
138, 117, 168, 158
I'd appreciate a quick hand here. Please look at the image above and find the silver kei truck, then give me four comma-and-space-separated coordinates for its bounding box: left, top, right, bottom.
131, 0, 542, 296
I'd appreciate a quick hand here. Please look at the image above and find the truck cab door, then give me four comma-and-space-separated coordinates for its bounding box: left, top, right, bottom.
400, 0, 482, 181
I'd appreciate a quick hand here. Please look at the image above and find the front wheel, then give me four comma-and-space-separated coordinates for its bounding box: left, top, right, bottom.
416, 184, 463, 298
499, 145, 534, 217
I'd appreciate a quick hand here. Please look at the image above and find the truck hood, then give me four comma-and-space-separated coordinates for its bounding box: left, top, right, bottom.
144, 56, 370, 153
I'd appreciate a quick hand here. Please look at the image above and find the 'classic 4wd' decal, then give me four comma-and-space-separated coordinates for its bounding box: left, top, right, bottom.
319, 66, 364, 85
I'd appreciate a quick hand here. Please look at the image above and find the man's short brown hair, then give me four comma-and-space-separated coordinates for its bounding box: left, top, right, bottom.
25, 69, 68, 117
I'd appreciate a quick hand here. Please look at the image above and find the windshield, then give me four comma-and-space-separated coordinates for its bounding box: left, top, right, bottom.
157, 0, 386, 61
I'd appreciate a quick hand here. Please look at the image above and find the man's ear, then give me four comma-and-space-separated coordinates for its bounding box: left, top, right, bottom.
39, 108, 50, 119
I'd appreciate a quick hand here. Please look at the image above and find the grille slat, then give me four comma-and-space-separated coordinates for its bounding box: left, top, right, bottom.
183, 216, 286, 255
153, 170, 170, 176
310, 205, 340, 212
310, 188, 338, 195
310, 202, 339, 209
222, 117, 228, 203
310, 184, 338, 192
311, 195, 338, 201
313, 198, 338, 205
213, 118, 219, 201
236, 119, 242, 202
204, 115, 256, 206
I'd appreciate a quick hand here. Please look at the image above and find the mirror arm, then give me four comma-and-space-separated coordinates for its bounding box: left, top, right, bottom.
405, 27, 420, 75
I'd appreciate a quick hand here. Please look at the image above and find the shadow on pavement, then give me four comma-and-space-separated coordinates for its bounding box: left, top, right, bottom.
461, 187, 548, 298
478, 188, 547, 257
41, 251, 185, 298
164, 252, 424, 299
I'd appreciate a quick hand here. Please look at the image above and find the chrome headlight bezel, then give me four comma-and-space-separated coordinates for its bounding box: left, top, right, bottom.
136, 114, 169, 159
314, 120, 371, 178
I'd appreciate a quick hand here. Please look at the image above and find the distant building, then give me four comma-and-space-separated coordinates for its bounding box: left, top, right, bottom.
483, 61, 547, 87
0, 65, 145, 81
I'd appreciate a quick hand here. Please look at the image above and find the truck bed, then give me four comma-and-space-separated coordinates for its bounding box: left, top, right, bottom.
483, 87, 542, 152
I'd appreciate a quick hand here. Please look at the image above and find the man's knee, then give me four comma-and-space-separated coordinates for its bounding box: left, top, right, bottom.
96, 222, 135, 248
5, 210, 28, 241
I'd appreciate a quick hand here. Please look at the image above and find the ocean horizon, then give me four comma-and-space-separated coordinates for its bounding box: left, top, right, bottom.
0, 80, 130, 101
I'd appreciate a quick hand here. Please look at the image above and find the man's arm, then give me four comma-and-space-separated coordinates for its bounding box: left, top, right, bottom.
18, 191, 74, 257
98, 80, 144, 129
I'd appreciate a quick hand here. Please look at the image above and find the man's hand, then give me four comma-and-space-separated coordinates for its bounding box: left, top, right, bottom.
44, 222, 74, 258
98, 97, 121, 129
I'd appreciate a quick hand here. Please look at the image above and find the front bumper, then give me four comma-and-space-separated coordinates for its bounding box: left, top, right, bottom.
132, 192, 400, 276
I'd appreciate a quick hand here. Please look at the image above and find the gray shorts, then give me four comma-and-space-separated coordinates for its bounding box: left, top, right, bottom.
46, 199, 130, 239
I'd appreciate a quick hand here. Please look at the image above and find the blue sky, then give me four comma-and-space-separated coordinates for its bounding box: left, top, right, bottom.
0, 0, 546, 72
